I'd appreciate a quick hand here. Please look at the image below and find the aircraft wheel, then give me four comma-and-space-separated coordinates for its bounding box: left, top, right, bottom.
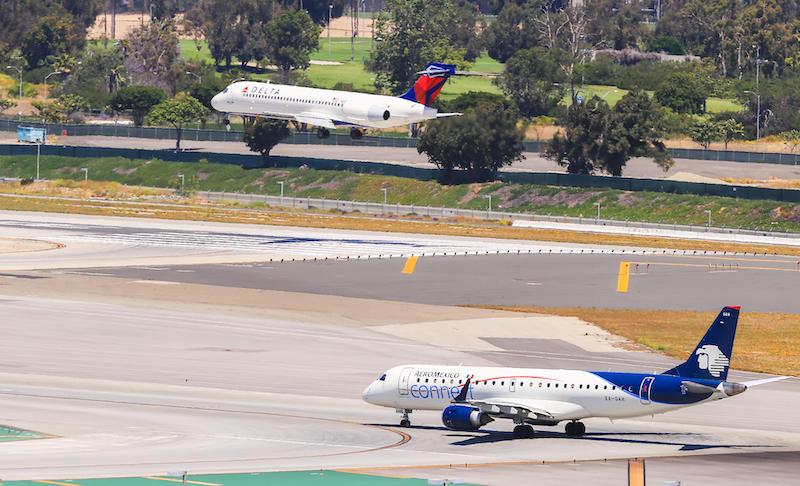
350, 128, 364, 140
400, 419, 411, 427
317, 128, 330, 139
513, 425, 534, 439
565, 421, 585, 437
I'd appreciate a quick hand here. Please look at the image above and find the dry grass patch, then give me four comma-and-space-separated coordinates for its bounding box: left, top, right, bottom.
0, 180, 168, 199
469, 306, 800, 377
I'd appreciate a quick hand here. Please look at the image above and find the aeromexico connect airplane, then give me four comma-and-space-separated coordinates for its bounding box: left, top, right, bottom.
362, 307, 789, 438
210, 62, 460, 140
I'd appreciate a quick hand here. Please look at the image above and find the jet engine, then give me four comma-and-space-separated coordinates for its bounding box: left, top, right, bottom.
441, 405, 494, 431
342, 102, 390, 122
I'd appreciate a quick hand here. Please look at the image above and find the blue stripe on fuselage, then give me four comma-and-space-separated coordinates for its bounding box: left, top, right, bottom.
591, 371, 718, 405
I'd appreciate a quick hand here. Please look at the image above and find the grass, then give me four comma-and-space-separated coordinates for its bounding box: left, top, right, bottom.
472, 306, 800, 377
2, 155, 799, 232
567, 84, 742, 114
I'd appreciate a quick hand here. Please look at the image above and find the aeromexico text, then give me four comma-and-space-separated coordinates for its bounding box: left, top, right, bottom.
414, 370, 462, 379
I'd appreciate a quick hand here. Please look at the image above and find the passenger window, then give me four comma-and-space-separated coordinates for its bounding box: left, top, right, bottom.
612, 386, 616, 390
547, 383, 550, 388
425, 378, 428, 383
501, 381, 505, 386
604, 385, 608, 389
492, 381, 496, 386
538, 383, 542, 387
416, 378, 420, 383
595, 385, 599, 389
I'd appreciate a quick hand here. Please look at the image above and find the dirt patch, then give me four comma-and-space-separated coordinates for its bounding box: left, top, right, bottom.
615, 191, 640, 208
113, 167, 138, 175
0, 237, 62, 254
458, 183, 485, 205
509, 187, 599, 208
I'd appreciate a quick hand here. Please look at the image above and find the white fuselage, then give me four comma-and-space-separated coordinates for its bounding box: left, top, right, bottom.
363, 365, 724, 423
210, 81, 438, 129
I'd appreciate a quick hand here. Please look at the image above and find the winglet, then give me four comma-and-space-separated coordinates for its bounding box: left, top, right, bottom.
454, 375, 472, 402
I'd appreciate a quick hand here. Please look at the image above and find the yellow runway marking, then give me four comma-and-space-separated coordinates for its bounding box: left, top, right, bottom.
401, 255, 419, 274
616, 261, 630, 292
34, 481, 78, 486
144, 477, 221, 486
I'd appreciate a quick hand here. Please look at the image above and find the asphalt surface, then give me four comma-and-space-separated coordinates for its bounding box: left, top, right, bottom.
0, 295, 796, 485
60, 252, 800, 313
7, 132, 800, 181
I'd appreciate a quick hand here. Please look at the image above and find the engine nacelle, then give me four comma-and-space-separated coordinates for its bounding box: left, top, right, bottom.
441, 405, 493, 431
343, 102, 390, 122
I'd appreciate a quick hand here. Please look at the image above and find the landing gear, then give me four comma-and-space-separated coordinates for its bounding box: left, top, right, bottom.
317, 127, 330, 139
223, 117, 231, 131
398, 409, 412, 427
564, 421, 586, 437
350, 128, 364, 140
513, 424, 534, 439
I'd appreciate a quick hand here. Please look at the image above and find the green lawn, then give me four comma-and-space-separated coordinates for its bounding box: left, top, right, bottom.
1, 156, 797, 232
566, 84, 743, 114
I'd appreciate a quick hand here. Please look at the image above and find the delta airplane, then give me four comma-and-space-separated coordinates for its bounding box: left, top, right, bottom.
363, 307, 788, 438
210, 62, 460, 139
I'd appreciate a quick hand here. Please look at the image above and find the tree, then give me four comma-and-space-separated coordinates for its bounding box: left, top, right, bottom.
779, 130, 800, 154
110, 86, 168, 126
265, 10, 321, 75
417, 100, 524, 182
584, 0, 647, 50
301, 0, 346, 25
689, 120, 723, 150
31, 94, 88, 122
61, 47, 127, 107
545, 92, 672, 176
150, 0, 181, 20
482, 1, 541, 63
367, 0, 473, 94
123, 20, 182, 93
244, 118, 290, 166
20, 15, 81, 68
648, 35, 685, 55
146, 94, 209, 150
717, 118, 744, 150
655, 71, 708, 114
496, 47, 565, 118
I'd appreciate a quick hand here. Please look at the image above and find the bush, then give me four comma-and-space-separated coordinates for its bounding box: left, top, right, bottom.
648, 36, 685, 55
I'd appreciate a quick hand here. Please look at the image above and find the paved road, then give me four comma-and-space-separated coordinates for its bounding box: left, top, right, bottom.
6, 132, 800, 181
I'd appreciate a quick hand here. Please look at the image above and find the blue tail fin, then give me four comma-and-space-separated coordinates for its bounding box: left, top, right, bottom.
663, 306, 740, 381
399, 62, 457, 106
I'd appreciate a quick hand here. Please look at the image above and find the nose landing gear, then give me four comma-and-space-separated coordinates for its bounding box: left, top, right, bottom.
564, 421, 586, 437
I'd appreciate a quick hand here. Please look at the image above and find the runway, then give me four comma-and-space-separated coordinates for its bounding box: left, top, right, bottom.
0, 211, 797, 484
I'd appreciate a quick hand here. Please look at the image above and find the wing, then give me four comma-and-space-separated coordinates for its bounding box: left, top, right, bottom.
464, 398, 588, 424
295, 113, 336, 129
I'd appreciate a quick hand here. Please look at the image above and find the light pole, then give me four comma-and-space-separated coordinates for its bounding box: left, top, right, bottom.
744, 90, 761, 141
705, 210, 712, 229
35, 138, 41, 181
593, 202, 601, 223
5, 66, 22, 118
484, 194, 492, 213
81, 167, 88, 181
177, 173, 185, 192
278, 181, 285, 204
328, 4, 333, 61
381, 187, 387, 214
43, 71, 62, 100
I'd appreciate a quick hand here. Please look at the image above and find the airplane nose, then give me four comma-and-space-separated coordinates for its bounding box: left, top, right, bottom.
210, 93, 223, 111
362, 383, 374, 403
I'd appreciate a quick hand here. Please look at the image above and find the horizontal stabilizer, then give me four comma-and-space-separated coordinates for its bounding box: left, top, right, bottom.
436, 112, 462, 118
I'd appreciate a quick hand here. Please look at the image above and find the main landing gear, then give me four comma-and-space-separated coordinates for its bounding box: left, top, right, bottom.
317, 128, 330, 139
350, 128, 364, 140
564, 421, 586, 437
397, 409, 412, 427
513, 424, 534, 439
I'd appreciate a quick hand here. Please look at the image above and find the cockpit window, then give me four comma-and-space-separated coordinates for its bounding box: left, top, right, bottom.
378, 374, 387, 381
222, 87, 229, 94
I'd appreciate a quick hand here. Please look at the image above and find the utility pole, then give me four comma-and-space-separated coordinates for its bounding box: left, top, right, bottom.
753, 44, 763, 140
328, 4, 333, 62
351, 0, 357, 61
111, 0, 117, 40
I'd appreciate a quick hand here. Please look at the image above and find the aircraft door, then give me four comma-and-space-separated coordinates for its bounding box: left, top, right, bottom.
509, 379, 516, 392
639, 376, 655, 405
398, 367, 414, 396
